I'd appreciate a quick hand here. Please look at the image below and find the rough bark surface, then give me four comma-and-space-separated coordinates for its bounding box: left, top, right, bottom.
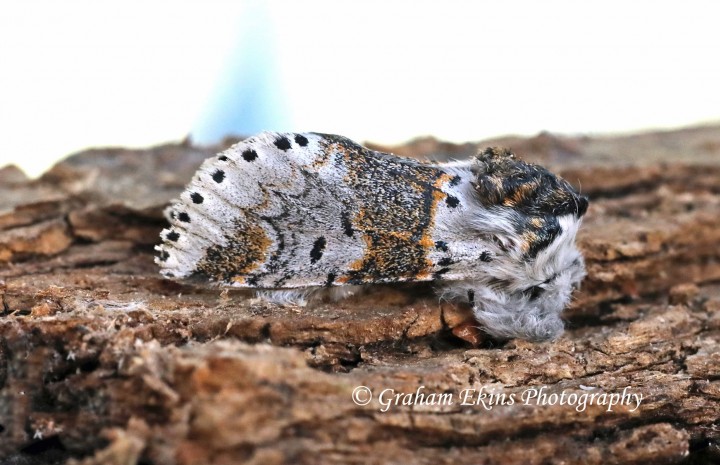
1, 126, 720, 464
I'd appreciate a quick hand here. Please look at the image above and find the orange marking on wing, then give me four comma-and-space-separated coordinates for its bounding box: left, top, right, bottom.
338, 160, 455, 282
196, 221, 272, 282
417, 173, 453, 255
310, 142, 335, 168
434, 173, 454, 188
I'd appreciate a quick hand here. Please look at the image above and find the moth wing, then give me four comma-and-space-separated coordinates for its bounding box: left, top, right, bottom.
156, 132, 373, 287
156, 132, 477, 288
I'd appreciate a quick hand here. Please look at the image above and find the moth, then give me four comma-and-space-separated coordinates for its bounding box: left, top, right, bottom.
156, 132, 588, 341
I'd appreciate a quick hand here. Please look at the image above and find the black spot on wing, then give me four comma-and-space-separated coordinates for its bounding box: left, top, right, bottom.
191, 192, 204, 204
212, 169, 225, 183
310, 237, 326, 263
274, 136, 292, 151
446, 195, 460, 208
158, 250, 169, 261
450, 175, 462, 186
218, 155, 228, 161
274, 272, 295, 288
325, 272, 336, 286
434, 241, 448, 252
177, 212, 190, 223
341, 211, 354, 237
438, 257, 453, 266
242, 149, 258, 161
479, 251, 492, 262
166, 231, 180, 242
433, 267, 450, 280
294, 134, 309, 147
467, 289, 475, 305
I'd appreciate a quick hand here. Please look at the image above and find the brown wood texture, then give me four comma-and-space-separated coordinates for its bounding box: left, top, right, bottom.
1, 126, 720, 464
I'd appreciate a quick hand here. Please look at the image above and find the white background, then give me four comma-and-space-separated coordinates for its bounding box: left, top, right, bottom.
1, 1, 719, 177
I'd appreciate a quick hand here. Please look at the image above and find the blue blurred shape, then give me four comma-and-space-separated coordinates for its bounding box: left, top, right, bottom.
192, 1, 288, 144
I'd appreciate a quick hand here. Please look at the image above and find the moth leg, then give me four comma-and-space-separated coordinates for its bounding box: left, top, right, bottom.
326, 285, 366, 301
254, 285, 367, 307
255, 289, 314, 307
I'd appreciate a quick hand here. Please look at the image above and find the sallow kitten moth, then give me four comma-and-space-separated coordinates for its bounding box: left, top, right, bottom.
156, 132, 588, 341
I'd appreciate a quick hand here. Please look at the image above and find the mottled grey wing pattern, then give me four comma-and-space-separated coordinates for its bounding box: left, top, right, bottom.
156, 132, 461, 288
